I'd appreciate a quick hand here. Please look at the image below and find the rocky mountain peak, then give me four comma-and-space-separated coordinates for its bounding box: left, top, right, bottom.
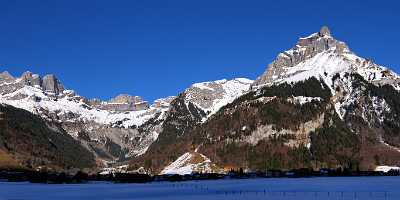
109, 94, 143, 104
99, 94, 149, 111
252, 27, 357, 88
295, 26, 348, 56
16, 71, 65, 95
42, 74, 65, 94
0, 71, 14, 83
319, 26, 331, 37
20, 71, 41, 86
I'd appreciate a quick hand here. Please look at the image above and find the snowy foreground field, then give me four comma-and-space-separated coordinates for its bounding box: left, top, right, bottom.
0, 177, 399, 200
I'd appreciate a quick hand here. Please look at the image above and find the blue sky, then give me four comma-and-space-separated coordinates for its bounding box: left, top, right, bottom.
1, 0, 399, 102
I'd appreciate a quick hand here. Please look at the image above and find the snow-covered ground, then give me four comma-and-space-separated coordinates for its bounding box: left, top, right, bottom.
160, 151, 222, 175
375, 166, 400, 173
0, 177, 399, 200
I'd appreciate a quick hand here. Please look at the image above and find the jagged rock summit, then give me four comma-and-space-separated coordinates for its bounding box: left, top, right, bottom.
252, 26, 399, 91
319, 25, 331, 37
0, 71, 14, 83
89, 94, 150, 112
42, 74, 65, 94
3, 71, 65, 95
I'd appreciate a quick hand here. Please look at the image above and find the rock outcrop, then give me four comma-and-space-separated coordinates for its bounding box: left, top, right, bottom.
90, 94, 150, 112
42, 74, 65, 94
21, 71, 41, 86
0, 71, 14, 83
252, 26, 350, 87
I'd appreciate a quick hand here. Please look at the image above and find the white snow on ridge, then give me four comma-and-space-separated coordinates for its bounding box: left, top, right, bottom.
271, 47, 399, 96
186, 78, 253, 119
0, 77, 254, 134
209, 78, 253, 116
0, 85, 165, 128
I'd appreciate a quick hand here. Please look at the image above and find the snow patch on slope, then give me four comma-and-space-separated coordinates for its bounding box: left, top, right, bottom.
185, 78, 253, 120
286, 96, 322, 105
375, 166, 400, 173
160, 152, 222, 175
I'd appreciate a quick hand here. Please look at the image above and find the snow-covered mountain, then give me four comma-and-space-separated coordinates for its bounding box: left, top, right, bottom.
2, 26, 400, 173
0, 71, 253, 167
252, 26, 400, 129
253, 26, 400, 92
185, 78, 253, 119
140, 26, 400, 173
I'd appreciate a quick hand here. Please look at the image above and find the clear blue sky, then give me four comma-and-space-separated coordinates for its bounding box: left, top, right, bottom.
1, 0, 399, 102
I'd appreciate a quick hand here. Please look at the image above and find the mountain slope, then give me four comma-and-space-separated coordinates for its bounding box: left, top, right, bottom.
160, 150, 222, 175
130, 79, 253, 172
140, 27, 400, 173
0, 72, 253, 169
0, 104, 95, 170
2, 27, 400, 173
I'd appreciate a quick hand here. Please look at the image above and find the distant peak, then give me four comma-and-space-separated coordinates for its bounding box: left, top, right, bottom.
0, 71, 14, 81
43, 74, 57, 79
21, 71, 33, 77
1, 71, 13, 78
252, 27, 352, 87
319, 26, 331, 37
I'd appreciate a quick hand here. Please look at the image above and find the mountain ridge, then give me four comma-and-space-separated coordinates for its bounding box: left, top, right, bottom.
0, 70, 253, 169
1, 26, 400, 174
134, 26, 400, 174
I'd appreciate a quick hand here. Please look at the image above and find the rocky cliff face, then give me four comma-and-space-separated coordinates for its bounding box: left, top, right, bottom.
0, 71, 14, 83
101, 94, 149, 111
253, 26, 345, 87
42, 74, 64, 94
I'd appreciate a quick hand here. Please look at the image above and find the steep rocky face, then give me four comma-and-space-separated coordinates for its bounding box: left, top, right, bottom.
0, 71, 14, 83
98, 94, 149, 111
42, 74, 64, 94
0, 71, 65, 96
21, 71, 41, 87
